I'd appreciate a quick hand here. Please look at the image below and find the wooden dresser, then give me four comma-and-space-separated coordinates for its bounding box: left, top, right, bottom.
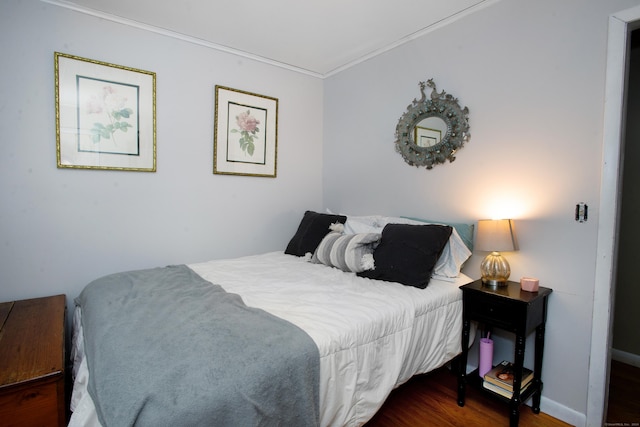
0, 295, 66, 427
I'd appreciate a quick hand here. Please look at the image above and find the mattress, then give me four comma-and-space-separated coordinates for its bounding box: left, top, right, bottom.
69, 251, 473, 427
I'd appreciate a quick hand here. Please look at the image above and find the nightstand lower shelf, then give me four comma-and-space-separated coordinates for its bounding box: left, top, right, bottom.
464, 368, 541, 411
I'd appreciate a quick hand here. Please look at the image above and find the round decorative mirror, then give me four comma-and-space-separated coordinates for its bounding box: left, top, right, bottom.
395, 79, 470, 169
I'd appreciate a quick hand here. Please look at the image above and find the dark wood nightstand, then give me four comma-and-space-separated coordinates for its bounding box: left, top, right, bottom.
457, 280, 552, 427
0, 295, 67, 426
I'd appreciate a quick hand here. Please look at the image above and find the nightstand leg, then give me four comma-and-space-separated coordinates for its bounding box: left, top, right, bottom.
531, 323, 546, 413
457, 316, 471, 407
510, 333, 526, 427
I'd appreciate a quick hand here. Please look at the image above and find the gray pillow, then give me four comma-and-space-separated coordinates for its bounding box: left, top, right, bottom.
313, 232, 381, 273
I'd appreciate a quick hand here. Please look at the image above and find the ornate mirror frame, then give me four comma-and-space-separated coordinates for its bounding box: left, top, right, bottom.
395, 79, 470, 169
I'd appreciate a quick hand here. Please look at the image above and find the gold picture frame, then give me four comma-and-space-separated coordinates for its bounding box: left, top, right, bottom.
55, 52, 156, 172
214, 85, 278, 177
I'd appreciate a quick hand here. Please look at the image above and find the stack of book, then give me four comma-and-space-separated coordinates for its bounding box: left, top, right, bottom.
482, 360, 534, 398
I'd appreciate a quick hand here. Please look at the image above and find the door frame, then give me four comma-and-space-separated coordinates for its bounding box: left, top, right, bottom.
589, 5, 640, 426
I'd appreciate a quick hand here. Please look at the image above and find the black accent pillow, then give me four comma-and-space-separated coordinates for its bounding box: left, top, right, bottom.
285, 211, 347, 256
358, 224, 453, 289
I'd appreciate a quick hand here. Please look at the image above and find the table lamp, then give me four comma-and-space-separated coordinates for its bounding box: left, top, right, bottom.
475, 219, 518, 287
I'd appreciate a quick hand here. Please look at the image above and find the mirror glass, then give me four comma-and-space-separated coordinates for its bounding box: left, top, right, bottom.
414, 116, 448, 148
394, 79, 470, 169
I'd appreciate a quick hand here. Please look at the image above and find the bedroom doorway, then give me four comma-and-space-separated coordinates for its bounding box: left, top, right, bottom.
591, 5, 640, 427
606, 27, 640, 425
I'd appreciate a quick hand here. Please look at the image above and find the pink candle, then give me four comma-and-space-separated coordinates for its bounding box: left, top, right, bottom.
520, 277, 539, 292
479, 337, 494, 377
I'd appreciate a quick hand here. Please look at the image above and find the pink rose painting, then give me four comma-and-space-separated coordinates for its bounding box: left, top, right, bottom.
231, 110, 261, 156
84, 85, 133, 144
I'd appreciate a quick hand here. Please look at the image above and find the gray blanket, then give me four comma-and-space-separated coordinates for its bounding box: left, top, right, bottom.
76, 265, 320, 427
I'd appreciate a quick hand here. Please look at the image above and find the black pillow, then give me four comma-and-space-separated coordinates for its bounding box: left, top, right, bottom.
285, 211, 347, 256
358, 224, 452, 289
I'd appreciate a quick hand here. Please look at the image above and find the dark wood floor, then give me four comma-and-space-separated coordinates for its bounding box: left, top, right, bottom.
365, 366, 571, 427
365, 360, 640, 427
606, 359, 640, 425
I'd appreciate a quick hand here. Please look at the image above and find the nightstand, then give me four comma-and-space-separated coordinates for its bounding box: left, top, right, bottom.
457, 280, 552, 427
0, 295, 67, 426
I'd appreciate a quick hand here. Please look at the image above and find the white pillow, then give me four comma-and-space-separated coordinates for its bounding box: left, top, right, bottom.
343, 215, 471, 278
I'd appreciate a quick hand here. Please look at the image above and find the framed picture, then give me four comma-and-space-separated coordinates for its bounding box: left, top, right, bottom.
214, 85, 278, 177
55, 52, 156, 172
414, 126, 442, 148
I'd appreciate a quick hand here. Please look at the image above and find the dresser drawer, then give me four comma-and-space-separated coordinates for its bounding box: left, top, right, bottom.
0, 295, 66, 427
0, 377, 64, 427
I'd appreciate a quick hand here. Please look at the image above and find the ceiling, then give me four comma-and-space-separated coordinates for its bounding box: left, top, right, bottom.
52, 0, 492, 77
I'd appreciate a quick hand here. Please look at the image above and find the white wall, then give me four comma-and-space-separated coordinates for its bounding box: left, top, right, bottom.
323, 0, 640, 425
0, 1, 324, 307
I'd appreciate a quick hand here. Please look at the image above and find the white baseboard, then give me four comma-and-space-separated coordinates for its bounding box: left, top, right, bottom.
611, 348, 640, 368
540, 396, 585, 427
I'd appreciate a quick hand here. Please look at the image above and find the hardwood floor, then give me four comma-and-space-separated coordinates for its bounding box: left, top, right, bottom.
606, 359, 640, 425
363, 359, 640, 427
365, 366, 571, 427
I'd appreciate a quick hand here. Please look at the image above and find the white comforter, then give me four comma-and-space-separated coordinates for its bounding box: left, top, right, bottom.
69, 251, 472, 427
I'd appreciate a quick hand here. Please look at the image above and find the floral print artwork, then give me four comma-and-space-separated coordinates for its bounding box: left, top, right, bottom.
56, 52, 156, 171
85, 86, 133, 143
231, 110, 261, 156
214, 85, 277, 176
77, 77, 139, 155
226, 103, 267, 164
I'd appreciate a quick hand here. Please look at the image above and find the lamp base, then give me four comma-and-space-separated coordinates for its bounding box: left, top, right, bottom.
481, 278, 508, 288
480, 251, 511, 288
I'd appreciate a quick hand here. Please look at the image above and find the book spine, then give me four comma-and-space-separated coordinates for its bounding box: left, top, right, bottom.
483, 381, 513, 398
483, 380, 532, 398
484, 374, 533, 391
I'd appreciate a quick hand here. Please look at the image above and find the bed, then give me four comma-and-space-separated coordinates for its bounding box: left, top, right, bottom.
68, 212, 475, 427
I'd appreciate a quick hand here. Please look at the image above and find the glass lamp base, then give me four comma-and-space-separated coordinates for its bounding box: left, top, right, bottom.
480, 251, 510, 288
